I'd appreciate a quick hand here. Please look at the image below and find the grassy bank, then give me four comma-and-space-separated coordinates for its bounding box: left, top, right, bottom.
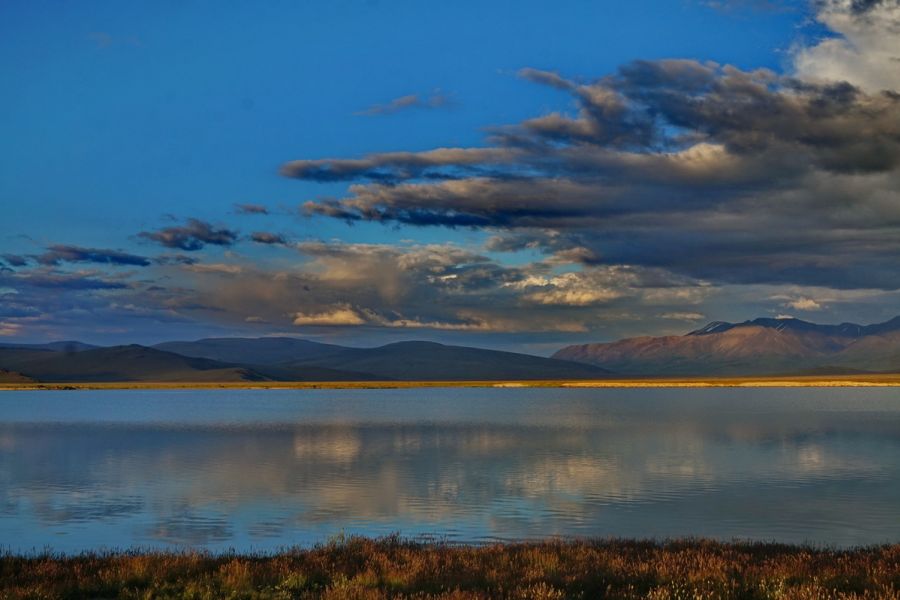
2, 373, 900, 391
2, 537, 898, 599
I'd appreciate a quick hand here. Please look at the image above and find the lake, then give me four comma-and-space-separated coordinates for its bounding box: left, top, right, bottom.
1, 387, 898, 553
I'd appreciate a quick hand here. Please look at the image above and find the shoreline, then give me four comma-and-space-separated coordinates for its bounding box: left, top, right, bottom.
3, 537, 898, 598
2, 373, 900, 390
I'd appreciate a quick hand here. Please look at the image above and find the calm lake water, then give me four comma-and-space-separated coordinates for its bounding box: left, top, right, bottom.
1, 387, 899, 552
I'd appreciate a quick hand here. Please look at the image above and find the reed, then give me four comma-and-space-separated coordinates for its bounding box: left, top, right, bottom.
2, 537, 898, 599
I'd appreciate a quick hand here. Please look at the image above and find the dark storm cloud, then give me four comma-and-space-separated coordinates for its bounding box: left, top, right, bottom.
234, 203, 269, 215
250, 232, 288, 245
139, 219, 239, 251
35, 245, 151, 267
288, 57, 900, 291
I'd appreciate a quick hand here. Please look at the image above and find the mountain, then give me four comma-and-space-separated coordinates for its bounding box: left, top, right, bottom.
553, 316, 900, 376
687, 316, 900, 338
0, 368, 34, 383
158, 337, 612, 380
0, 345, 269, 383
280, 340, 612, 381
0, 340, 99, 352
0, 338, 611, 383
153, 337, 346, 365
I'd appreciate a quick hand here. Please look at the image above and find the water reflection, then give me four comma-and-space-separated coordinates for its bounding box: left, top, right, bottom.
0, 388, 898, 551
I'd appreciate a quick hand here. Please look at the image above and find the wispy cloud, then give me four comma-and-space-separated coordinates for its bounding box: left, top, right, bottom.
0, 254, 28, 268
355, 91, 454, 117
87, 31, 142, 49
35, 245, 151, 267
234, 203, 269, 215
139, 219, 239, 251
250, 232, 288, 245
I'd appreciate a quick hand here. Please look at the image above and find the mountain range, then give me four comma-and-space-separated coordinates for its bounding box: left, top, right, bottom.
0, 338, 611, 383
553, 316, 900, 376
2, 316, 898, 383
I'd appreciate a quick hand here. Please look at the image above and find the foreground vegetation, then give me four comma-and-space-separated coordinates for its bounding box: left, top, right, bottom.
2, 537, 898, 599
3, 373, 900, 391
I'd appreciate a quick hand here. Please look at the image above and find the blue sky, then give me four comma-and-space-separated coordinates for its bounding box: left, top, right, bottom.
2, 0, 899, 350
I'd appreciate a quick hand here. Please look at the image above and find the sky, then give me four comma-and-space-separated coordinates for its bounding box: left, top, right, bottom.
2, 0, 900, 352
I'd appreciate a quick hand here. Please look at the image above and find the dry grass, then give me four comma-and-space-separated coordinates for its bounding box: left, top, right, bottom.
1, 537, 898, 599
2, 374, 900, 391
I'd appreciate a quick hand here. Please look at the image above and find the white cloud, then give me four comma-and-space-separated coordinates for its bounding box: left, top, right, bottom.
0, 321, 22, 336
793, 0, 900, 92
659, 312, 707, 321
293, 305, 367, 326
785, 297, 823, 310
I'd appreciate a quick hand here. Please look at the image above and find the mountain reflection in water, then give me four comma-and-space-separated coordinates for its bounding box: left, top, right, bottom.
0, 387, 898, 551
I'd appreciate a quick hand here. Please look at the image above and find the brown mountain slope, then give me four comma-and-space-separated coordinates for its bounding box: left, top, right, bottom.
829, 330, 900, 372
553, 317, 900, 376
0, 368, 34, 383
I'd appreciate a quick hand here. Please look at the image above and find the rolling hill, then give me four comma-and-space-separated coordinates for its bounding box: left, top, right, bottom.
153, 337, 346, 365
0, 345, 267, 383
155, 338, 612, 380
0, 338, 611, 383
553, 316, 900, 376
280, 340, 612, 381
0, 368, 34, 383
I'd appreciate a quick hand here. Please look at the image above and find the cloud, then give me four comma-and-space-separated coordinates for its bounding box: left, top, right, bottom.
660, 312, 707, 321
139, 219, 239, 251
517, 68, 576, 91
35, 245, 151, 267
183, 263, 244, 275
293, 303, 510, 331
87, 31, 141, 49
293, 304, 367, 326
281, 147, 514, 182
0, 321, 23, 336
793, 0, 900, 91
0, 269, 129, 290
784, 296, 824, 310
0, 254, 28, 268
504, 267, 710, 309
355, 91, 454, 116
287, 4, 900, 293
155, 240, 727, 339
154, 254, 199, 266
9, 0, 900, 345
250, 232, 288, 245
87, 31, 114, 48
701, 0, 801, 11
234, 203, 269, 215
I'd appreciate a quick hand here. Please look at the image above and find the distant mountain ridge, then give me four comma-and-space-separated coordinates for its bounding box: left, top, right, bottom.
554, 316, 900, 376
154, 337, 347, 365
4, 316, 898, 382
0, 337, 611, 383
0, 345, 267, 383
154, 337, 611, 381
688, 316, 900, 338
